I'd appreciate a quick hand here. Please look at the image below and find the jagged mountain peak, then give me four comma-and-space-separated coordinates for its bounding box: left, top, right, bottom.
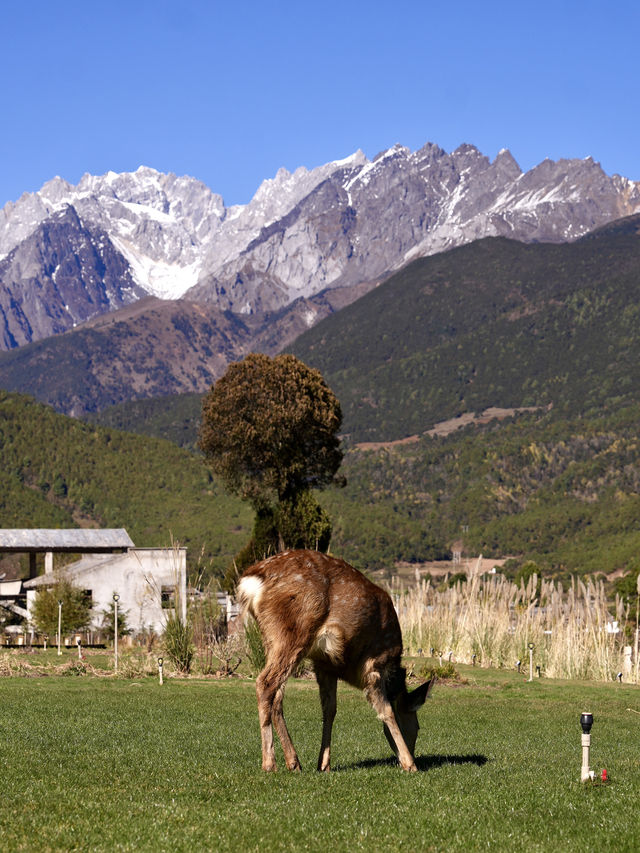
1, 141, 640, 348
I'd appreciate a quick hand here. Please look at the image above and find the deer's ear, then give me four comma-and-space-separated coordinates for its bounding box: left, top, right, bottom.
407, 677, 434, 711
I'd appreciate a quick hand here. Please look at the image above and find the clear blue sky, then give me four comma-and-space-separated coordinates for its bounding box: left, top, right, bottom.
2, 0, 638, 208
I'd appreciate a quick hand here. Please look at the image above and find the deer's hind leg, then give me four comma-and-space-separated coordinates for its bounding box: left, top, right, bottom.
272, 679, 302, 771
256, 646, 306, 771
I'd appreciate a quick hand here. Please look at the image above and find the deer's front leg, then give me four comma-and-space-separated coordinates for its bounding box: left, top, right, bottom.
315, 668, 337, 771
365, 679, 417, 772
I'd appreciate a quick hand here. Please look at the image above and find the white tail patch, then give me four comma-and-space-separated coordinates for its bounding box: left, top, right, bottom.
237, 574, 264, 617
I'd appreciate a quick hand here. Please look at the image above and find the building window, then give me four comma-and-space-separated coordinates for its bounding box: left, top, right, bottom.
161, 586, 175, 609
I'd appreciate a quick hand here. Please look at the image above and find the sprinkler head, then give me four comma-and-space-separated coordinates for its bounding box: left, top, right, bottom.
580, 712, 593, 734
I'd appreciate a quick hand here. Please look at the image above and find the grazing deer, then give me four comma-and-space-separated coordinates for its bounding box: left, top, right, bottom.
238, 549, 433, 772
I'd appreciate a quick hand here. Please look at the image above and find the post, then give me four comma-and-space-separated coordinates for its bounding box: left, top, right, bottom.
113, 593, 120, 672
528, 642, 534, 682
76, 637, 82, 660
158, 656, 164, 686
580, 712, 593, 782
623, 646, 632, 679
57, 600, 63, 656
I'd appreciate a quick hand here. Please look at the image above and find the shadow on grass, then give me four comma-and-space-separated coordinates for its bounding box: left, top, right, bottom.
336, 753, 488, 772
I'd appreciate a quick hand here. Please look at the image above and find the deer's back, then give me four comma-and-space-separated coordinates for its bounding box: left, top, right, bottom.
238, 550, 403, 687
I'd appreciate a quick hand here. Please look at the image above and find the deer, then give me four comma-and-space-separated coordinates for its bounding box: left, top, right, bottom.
237, 549, 433, 772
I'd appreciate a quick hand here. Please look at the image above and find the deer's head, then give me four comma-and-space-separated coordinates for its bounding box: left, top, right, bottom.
384, 678, 433, 758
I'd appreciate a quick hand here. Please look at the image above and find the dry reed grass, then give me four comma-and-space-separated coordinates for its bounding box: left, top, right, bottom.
394, 573, 633, 682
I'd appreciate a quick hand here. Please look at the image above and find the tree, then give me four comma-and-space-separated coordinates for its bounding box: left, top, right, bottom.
199, 353, 344, 579
31, 576, 92, 637
100, 597, 131, 641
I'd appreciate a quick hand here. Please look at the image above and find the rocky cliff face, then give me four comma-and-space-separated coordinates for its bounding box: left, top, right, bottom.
1, 142, 639, 351
0, 206, 144, 348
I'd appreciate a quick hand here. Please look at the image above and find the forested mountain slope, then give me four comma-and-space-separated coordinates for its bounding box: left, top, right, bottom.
291, 215, 640, 442
6, 389, 640, 579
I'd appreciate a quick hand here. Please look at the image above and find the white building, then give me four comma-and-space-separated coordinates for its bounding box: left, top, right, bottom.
0, 529, 186, 636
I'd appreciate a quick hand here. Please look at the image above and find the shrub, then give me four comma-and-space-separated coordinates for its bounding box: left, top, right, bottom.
163, 614, 194, 674
243, 617, 266, 675
418, 661, 465, 683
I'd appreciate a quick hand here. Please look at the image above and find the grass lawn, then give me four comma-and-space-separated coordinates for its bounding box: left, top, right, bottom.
1, 661, 639, 852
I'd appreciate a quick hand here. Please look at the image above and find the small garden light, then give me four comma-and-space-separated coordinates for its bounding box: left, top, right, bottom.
528, 642, 535, 681
113, 593, 120, 672
580, 712, 594, 781
617, 672, 623, 683
158, 656, 164, 686
57, 600, 63, 656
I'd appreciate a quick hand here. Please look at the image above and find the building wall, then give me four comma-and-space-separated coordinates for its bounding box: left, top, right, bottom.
86, 548, 187, 634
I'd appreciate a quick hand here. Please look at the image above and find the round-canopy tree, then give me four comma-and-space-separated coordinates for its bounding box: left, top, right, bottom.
199, 353, 344, 576
31, 576, 92, 637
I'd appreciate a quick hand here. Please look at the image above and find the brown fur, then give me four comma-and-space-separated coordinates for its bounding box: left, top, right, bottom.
238, 549, 432, 772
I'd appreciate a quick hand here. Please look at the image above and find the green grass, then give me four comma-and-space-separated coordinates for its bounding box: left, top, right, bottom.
1, 663, 639, 852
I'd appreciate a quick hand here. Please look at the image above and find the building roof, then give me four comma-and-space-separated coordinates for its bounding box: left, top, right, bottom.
0, 529, 135, 553
23, 553, 118, 588
22, 547, 187, 588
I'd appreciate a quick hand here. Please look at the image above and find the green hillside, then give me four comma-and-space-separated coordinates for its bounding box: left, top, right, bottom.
86, 393, 203, 450
290, 215, 640, 442
0, 391, 251, 578
327, 404, 640, 579
5, 390, 640, 580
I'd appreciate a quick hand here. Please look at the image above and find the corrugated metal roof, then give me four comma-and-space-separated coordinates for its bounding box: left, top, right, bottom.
0, 529, 135, 552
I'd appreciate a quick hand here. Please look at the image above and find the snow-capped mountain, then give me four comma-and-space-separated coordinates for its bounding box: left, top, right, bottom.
0, 156, 365, 301
188, 144, 640, 313
1, 142, 639, 349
